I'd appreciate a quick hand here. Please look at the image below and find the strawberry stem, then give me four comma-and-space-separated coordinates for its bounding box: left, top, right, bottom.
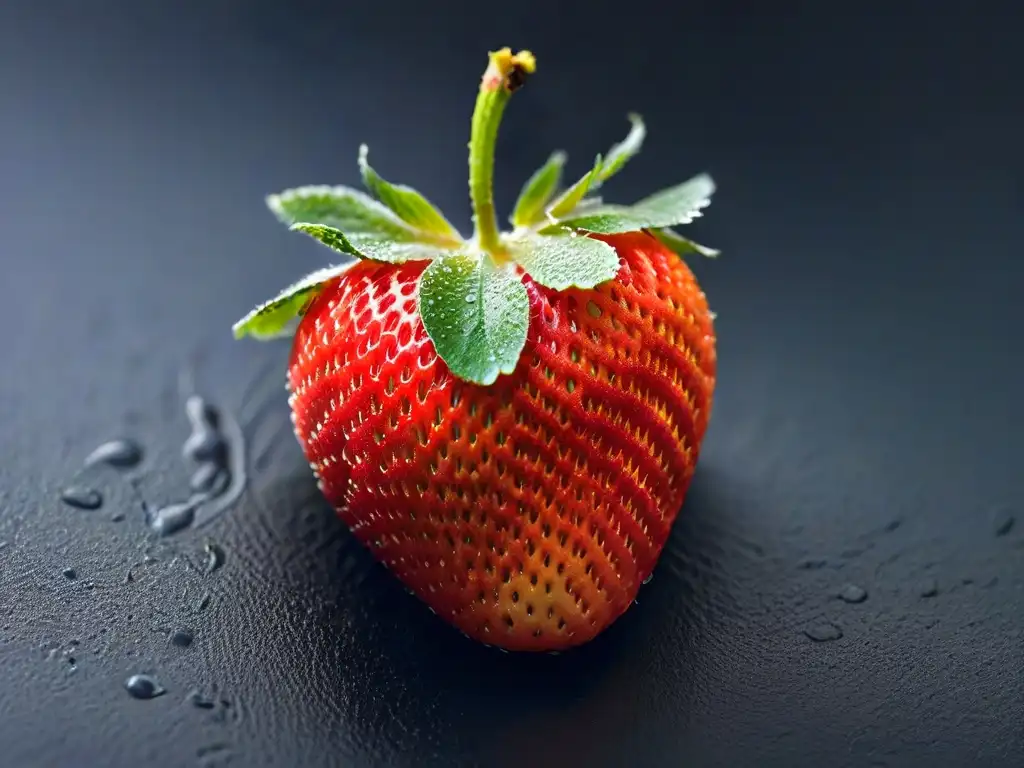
469, 48, 535, 254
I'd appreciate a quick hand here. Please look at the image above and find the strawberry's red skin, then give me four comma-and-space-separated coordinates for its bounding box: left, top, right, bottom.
288, 231, 716, 651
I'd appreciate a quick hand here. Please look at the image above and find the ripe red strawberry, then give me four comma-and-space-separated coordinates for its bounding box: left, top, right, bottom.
235, 48, 720, 651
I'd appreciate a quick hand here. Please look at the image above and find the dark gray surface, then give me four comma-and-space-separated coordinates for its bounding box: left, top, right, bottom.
1, 2, 1023, 766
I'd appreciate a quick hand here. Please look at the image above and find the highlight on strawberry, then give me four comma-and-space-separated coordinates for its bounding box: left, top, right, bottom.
233, 48, 719, 652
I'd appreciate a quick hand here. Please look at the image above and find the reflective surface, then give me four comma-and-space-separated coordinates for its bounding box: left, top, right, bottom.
1, 2, 1022, 765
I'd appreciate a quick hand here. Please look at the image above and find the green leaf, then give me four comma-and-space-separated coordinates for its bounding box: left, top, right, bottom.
505, 232, 620, 291
232, 263, 354, 340
419, 251, 529, 386
266, 185, 431, 242
358, 145, 461, 240
597, 113, 646, 184
510, 150, 566, 227
546, 154, 603, 219
652, 228, 720, 258
291, 223, 445, 264
547, 173, 715, 234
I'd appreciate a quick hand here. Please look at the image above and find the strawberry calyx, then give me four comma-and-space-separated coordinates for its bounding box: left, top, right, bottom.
232, 47, 720, 386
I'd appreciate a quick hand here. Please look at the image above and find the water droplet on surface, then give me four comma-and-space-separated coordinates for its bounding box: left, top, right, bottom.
185, 395, 220, 428
183, 431, 226, 464
60, 486, 103, 510
170, 628, 194, 648
189, 463, 229, 495
838, 584, 867, 603
992, 507, 1015, 537
804, 623, 843, 642
83, 439, 144, 470
187, 689, 216, 709
465, 294, 477, 303
125, 674, 165, 700
62, 567, 77, 580
919, 578, 939, 598
642, 573, 654, 585
150, 501, 196, 537
203, 542, 225, 574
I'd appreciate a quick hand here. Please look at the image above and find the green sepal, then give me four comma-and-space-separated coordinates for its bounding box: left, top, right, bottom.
546, 154, 603, 219
291, 223, 447, 264
504, 231, 620, 291
544, 173, 715, 234
232, 263, 355, 340
510, 150, 566, 227
596, 113, 645, 184
265, 184, 460, 247
358, 145, 461, 240
418, 251, 529, 386
652, 228, 720, 258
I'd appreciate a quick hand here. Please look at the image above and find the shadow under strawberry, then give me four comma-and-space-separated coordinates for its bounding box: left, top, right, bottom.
215, 454, 742, 765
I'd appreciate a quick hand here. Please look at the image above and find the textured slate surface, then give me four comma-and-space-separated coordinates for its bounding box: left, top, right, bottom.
1, 1, 1022, 766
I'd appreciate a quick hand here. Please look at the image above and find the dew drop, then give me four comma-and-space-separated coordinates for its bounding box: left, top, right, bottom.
189, 463, 229, 496
60, 486, 103, 510
150, 501, 196, 537
83, 439, 144, 470
182, 431, 225, 463
465, 294, 477, 303
837, 584, 867, 603
125, 674, 165, 699
204, 541, 226, 574
804, 623, 843, 642
170, 628, 194, 648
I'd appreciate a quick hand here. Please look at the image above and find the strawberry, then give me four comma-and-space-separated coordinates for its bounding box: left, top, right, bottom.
234, 48, 719, 651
